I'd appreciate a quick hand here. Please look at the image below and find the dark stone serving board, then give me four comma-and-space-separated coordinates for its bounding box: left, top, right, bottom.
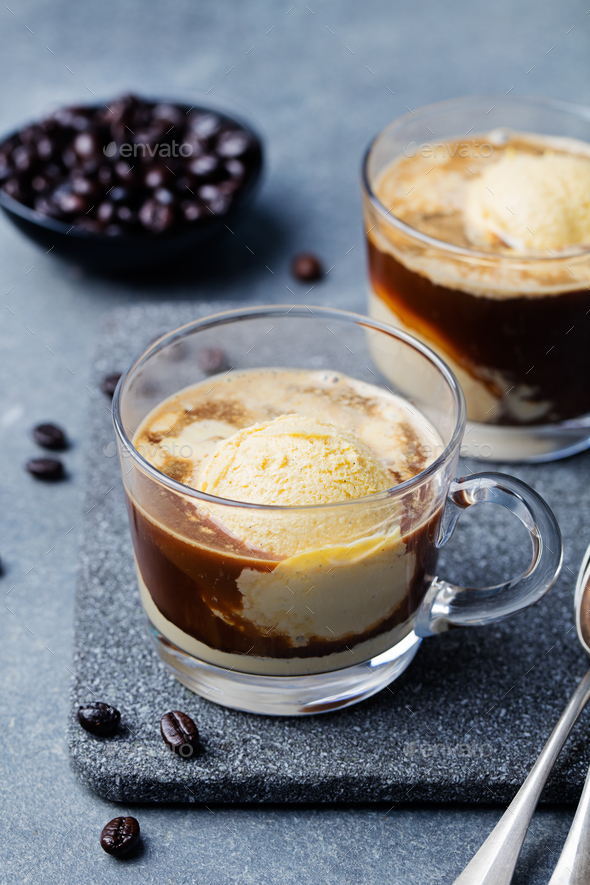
69, 301, 590, 805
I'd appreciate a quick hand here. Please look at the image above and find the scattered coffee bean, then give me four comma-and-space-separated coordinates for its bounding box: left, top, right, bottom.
32, 422, 68, 450
100, 816, 140, 857
291, 253, 323, 282
160, 710, 200, 757
77, 702, 121, 736
25, 458, 64, 481
101, 372, 122, 397
197, 346, 229, 375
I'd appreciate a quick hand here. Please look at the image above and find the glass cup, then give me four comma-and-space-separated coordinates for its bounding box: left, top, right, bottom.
113, 305, 562, 715
362, 95, 590, 462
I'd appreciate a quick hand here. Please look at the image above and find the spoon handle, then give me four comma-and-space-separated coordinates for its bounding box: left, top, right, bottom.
451, 668, 590, 885
548, 752, 590, 884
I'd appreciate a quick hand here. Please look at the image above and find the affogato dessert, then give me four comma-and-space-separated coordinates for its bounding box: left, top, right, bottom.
129, 368, 444, 676
365, 132, 590, 425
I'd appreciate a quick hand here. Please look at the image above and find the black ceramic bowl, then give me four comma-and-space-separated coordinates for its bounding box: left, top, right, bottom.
0, 100, 263, 272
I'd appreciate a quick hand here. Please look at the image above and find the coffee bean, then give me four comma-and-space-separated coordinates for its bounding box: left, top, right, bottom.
101, 372, 122, 397
189, 154, 219, 177
217, 179, 240, 195
36, 136, 55, 161
114, 160, 136, 183
71, 175, 98, 197
144, 165, 170, 189
206, 195, 230, 215
197, 346, 229, 375
154, 187, 175, 206
55, 189, 87, 215
33, 196, 63, 218
216, 130, 250, 158
115, 205, 137, 225
181, 200, 205, 222
31, 175, 51, 194
25, 457, 64, 480
80, 158, 99, 177
138, 198, 174, 233
198, 183, 221, 202
20, 124, 43, 144
32, 422, 68, 450
73, 131, 99, 159
160, 710, 200, 757
291, 253, 323, 282
3, 177, 26, 201
53, 105, 92, 131
153, 102, 184, 126
109, 186, 129, 203
0, 159, 12, 183
97, 201, 115, 224
97, 165, 114, 187
225, 158, 245, 179
189, 112, 221, 139
100, 817, 140, 857
77, 702, 121, 736
62, 146, 79, 169
175, 173, 196, 194
12, 144, 37, 172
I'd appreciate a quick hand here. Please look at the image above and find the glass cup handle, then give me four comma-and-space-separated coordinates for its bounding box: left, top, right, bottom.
414, 472, 563, 638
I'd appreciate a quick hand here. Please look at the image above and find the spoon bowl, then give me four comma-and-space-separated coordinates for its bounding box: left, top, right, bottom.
575, 544, 590, 657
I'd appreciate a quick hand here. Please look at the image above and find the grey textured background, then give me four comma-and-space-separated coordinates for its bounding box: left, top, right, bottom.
2, 0, 590, 882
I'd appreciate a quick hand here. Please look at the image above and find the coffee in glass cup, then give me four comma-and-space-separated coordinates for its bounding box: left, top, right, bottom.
113, 306, 562, 714
362, 95, 590, 462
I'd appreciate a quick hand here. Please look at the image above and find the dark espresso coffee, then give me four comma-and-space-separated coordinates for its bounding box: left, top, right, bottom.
129, 368, 445, 676
366, 133, 590, 425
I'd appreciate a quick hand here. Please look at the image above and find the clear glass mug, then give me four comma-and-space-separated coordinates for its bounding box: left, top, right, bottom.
113, 305, 562, 715
362, 95, 590, 463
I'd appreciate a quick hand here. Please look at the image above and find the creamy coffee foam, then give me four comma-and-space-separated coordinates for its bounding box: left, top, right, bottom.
134, 368, 441, 500
372, 131, 590, 299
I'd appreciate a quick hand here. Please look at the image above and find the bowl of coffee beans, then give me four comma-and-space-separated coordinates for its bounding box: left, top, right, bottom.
0, 94, 263, 270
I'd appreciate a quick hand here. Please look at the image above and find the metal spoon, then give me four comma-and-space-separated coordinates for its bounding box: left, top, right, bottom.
547, 547, 590, 885
451, 541, 590, 885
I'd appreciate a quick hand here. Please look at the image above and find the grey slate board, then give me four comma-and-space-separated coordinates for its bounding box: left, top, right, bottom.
69, 301, 590, 805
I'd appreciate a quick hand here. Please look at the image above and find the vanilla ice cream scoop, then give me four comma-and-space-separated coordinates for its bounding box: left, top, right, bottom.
465, 151, 590, 252
197, 414, 395, 555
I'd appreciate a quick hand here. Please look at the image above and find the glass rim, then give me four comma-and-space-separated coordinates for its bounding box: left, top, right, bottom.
112, 303, 466, 511
361, 92, 590, 262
